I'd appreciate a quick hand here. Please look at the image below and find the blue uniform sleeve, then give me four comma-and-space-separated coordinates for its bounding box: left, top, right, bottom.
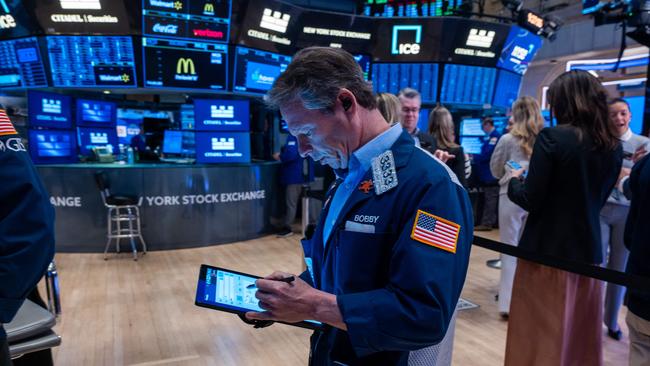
336, 176, 473, 356
0, 135, 55, 323
279, 137, 301, 163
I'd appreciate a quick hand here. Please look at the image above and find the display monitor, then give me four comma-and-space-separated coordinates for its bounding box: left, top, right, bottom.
295, 11, 374, 54
0, 1, 42, 39
143, 0, 231, 43
371, 63, 439, 103
46, 36, 137, 88
194, 99, 249, 131
460, 136, 482, 154
76, 99, 117, 128
236, 0, 302, 54
28, 91, 73, 129
460, 118, 485, 136
623, 96, 644, 135
195, 131, 250, 163
233, 46, 291, 96
491, 116, 509, 135
143, 37, 228, 91
439, 18, 510, 67
0, 37, 48, 88
28, 129, 77, 164
33, 0, 131, 34
354, 54, 371, 81
497, 26, 543, 75
541, 110, 556, 128
441, 64, 496, 105
162, 130, 195, 155
180, 104, 195, 130
492, 70, 522, 108
359, 0, 462, 17
76, 127, 118, 156
116, 109, 172, 145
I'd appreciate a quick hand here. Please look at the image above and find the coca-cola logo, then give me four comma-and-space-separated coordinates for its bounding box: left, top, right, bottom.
153, 23, 178, 34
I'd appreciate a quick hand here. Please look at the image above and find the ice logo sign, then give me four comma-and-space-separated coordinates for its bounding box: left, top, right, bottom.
391, 25, 422, 55
0, 0, 16, 30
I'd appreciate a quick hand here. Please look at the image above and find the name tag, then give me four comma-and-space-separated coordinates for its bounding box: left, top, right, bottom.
345, 220, 375, 234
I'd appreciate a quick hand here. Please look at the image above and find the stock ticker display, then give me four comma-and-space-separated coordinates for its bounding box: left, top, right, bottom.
440, 64, 496, 105
233, 46, 290, 95
143, 37, 228, 90
46, 36, 137, 88
372, 63, 439, 103
492, 69, 522, 108
143, 0, 231, 43
360, 0, 463, 17
0, 37, 47, 88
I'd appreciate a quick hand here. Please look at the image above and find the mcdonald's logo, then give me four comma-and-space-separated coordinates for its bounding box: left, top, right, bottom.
203, 3, 214, 15
177, 58, 195, 74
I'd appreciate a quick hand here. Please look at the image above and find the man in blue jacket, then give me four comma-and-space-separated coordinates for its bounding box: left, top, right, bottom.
0, 109, 55, 365
472, 117, 501, 231
245, 47, 473, 365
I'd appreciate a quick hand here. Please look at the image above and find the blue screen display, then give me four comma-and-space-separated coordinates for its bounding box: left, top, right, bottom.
460, 118, 484, 136
163, 130, 195, 155
76, 127, 119, 156
28, 129, 77, 164
143, 0, 231, 43
46, 36, 137, 88
497, 26, 543, 75
76, 99, 117, 127
194, 99, 249, 132
623, 96, 644, 135
460, 136, 482, 155
0, 37, 48, 88
492, 70, 522, 108
195, 132, 250, 163
233, 46, 291, 95
354, 54, 371, 80
371, 63, 439, 103
28, 91, 73, 129
440, 64, 496, 105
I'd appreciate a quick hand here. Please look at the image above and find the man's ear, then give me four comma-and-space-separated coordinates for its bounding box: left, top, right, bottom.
342, 98, 352, 111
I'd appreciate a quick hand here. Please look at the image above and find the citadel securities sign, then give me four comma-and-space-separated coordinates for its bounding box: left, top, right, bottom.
35, 0, 131, 34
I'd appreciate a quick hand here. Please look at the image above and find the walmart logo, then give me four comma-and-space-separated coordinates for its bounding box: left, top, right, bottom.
174, 1, 183, 11
121, 74, 130, 83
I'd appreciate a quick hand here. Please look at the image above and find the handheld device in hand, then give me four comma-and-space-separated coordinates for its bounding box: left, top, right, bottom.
506, 160, 523, 170
195, 264, 322, 330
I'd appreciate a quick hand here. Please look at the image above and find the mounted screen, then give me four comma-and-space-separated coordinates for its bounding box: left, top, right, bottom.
76, 99, 117, 127
497, 25, 543, 75
143, 0, 231, 43
33, 0, 131, 34
492, 69, 522, 109
372, 63, 439, 103
28, 91, 73, 129
232, 46, 290, 96
0, 37, 48, 88
76, 126, 118, 156
195, 131, 250, 163
440, 64, 496, 105
194, 99, 249, 131
28, 128, 77, 164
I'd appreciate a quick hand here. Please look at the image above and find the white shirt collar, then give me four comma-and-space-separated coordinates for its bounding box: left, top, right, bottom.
620, 128, 633, 142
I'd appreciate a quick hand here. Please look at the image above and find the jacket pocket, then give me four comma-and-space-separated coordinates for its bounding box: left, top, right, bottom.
334, 230, 393, 293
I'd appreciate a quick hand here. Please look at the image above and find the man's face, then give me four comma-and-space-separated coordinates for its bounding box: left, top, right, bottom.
399, 95, 421, 133
609, 102, 631, 137
280, 102, 353, 170
482, 122, 493, 134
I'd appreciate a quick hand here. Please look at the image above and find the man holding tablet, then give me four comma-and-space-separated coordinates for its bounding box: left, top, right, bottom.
245, 47, 473, 365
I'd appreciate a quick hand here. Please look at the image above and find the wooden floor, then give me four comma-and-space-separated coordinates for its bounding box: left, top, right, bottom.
43, 231, 629, 365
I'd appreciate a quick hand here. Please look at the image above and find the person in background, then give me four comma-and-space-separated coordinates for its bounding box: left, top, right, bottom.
376, 93, 402, 126
397, 88, 437, 154
246, 47, 473, 365
273, 134, 315, 237
0, 108, 55, 366
473, 117, 502, 231
600, 98, 650, 340
504, 70, 622, 366
427, 106, 468, 187
489, 96, 544, 319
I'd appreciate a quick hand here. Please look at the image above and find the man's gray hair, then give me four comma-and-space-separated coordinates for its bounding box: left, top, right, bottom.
265, 47, 377, 112
398, 87, 421, 100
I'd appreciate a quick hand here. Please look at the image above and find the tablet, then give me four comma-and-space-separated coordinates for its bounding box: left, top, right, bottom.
195, 264, 323, 330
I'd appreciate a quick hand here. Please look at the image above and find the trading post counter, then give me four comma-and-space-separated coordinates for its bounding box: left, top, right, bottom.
37, 162, 281, 252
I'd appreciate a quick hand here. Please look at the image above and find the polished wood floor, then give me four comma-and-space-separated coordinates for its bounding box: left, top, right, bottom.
43, 231, 629, 365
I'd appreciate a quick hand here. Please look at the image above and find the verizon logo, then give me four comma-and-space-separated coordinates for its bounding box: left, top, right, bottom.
260, 8, 290, 33
193, 28, 224, 39
60, 0, 101, 10
466, 29, 495, 48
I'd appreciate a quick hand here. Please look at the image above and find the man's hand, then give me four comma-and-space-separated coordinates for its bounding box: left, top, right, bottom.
632, 145, 648, 164
434, 149, 455, 163
245, 271, 347, 330
618, 167, 631, 186
272, 152, 281, 161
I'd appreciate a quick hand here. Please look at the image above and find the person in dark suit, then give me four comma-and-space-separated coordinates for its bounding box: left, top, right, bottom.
427, 106, 468, 187
504, 70, 622, 366
397, 88, 437, 154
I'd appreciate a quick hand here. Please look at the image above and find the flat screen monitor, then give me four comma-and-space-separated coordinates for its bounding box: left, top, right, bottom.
143, 0, 231, 43
492, 70, 522, 108
441, 64, 496, 105
116, 109, 173, 145
28, 91, 73, 129
194, 99, 249, 131
541, 110, 557, 128
497, 26, 543, 75
0, 37, 48, 88
195, 131, 250, 163
46, 36, 137, 88
0, 1, 41, 39
460, 118, 484, 136
460, 136, 482, 155
143, 37, 228, 91
33, 0, 131, 34
491, 116, 509, 135
76, 99, 117, 128
371, 63, 439, 103
582, 0, 605, 14
623, 96, 644, 135
236, 0, 302, 54
76, 127, 118, 156
233, 46, 291, 96
180, 104, 195, 130
28, 129, 77, 164
354, 54, 371, 81
162, 130, 195, 155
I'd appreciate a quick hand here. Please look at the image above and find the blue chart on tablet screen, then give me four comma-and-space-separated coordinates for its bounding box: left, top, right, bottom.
214, 270, 261, 311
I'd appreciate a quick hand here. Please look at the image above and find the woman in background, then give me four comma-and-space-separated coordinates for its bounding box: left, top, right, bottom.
504, 70, 622, 366
428, 106, 468, 186
376, 92, 401, 126
489, 96, 544, 319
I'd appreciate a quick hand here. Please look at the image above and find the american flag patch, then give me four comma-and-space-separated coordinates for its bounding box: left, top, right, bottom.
410, 210, 460, 253
0, 109, 17, 136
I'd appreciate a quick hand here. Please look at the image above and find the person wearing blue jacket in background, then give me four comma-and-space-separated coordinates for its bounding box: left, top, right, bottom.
472, 117, 501, 231
0, 109, 55, 366
274, 134, 315, 237
244, 47, 473, 366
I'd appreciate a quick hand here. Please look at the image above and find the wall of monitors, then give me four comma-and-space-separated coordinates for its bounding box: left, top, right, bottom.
0, 37, 48, 88
372, 63, 439, 103
193, 98, 250, 131
46, 36, 137, 88
492, 69, 522, 108
32, 0, 132, 34
142, 0, 231, 43
143, 37, 228, 90
440, 64, 496, 105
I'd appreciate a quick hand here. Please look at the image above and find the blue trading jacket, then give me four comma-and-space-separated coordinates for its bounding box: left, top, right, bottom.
473, 129, 501, 184
299, 131, 473, 365
280, 135, 314, 186
0, 127, 55, 338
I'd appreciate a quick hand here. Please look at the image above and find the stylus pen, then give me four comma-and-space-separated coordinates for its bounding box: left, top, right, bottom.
247, 276, 295, 289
